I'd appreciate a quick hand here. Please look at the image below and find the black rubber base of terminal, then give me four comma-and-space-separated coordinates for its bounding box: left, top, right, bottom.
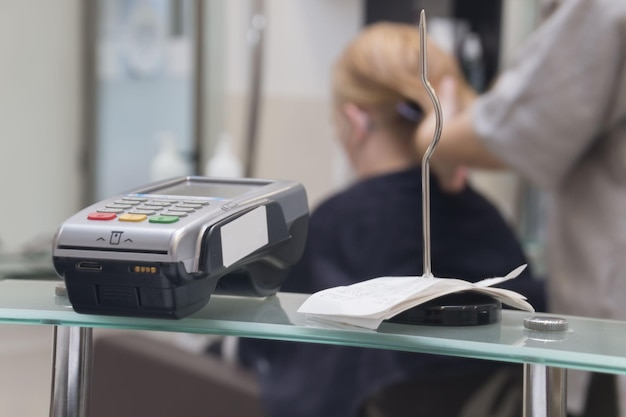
385, 292, 502, 326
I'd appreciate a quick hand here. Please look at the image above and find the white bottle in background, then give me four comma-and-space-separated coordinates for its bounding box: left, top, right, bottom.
204, 133, 244, 178
427, 17, 456, 55
150, 131, 190, 181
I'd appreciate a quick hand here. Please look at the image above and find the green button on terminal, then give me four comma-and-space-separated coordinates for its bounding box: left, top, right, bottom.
149, 215, 180, 224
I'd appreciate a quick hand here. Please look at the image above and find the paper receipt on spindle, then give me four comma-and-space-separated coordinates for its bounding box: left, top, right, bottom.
297, 264, 534, 330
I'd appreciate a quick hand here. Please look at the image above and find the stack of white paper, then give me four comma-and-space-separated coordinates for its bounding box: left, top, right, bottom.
297, 264, 534, 330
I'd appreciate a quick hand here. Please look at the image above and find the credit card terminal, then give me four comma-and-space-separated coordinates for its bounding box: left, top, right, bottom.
52, 176, 309, 319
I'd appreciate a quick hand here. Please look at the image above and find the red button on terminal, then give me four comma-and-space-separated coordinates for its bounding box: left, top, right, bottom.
87, 212, 117, 221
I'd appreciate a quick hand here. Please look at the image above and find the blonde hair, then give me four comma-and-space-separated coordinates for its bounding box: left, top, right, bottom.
333, 22, 471, 132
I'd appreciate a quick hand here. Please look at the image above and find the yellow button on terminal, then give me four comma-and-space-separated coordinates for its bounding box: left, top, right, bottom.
119, 214, 148, 222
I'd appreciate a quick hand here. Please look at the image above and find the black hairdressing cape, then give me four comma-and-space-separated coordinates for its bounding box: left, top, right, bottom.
238, 167, 546, 417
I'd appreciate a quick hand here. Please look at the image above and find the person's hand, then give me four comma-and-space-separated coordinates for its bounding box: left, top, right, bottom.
417, 76, 469, 193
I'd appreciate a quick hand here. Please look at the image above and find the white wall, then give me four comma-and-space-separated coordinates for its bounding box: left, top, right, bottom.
220, 0, 362, 98
500, 0, 540, 66
0, 0, 82, 252
212, 0, 363, 207
0, 0, 536, 254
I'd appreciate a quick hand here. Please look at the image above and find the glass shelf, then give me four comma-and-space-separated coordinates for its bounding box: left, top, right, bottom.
2, 278, 626, 375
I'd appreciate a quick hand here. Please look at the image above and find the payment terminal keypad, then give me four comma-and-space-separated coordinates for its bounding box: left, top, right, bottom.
91, 196, 213, 223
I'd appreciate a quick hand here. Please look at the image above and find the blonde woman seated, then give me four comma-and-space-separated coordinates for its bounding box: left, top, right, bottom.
237, 22, 545, 417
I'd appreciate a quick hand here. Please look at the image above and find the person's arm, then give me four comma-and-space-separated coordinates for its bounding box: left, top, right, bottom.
422, 0, 626, 192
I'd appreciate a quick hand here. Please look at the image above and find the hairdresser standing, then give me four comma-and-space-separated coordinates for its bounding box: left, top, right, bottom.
416, 1, 626, 416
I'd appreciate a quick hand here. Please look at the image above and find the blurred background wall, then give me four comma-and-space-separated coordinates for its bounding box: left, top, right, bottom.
0, 1, 82, 253
0, 0, 544, 258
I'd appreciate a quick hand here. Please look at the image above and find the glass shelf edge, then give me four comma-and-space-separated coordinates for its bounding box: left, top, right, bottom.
1, 279, 626, 375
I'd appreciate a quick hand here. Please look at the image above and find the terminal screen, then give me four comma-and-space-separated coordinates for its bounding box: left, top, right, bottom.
155, 180, 261, 199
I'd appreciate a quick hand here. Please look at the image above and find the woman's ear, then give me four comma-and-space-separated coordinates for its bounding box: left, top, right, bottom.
341, 103, 371, 145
